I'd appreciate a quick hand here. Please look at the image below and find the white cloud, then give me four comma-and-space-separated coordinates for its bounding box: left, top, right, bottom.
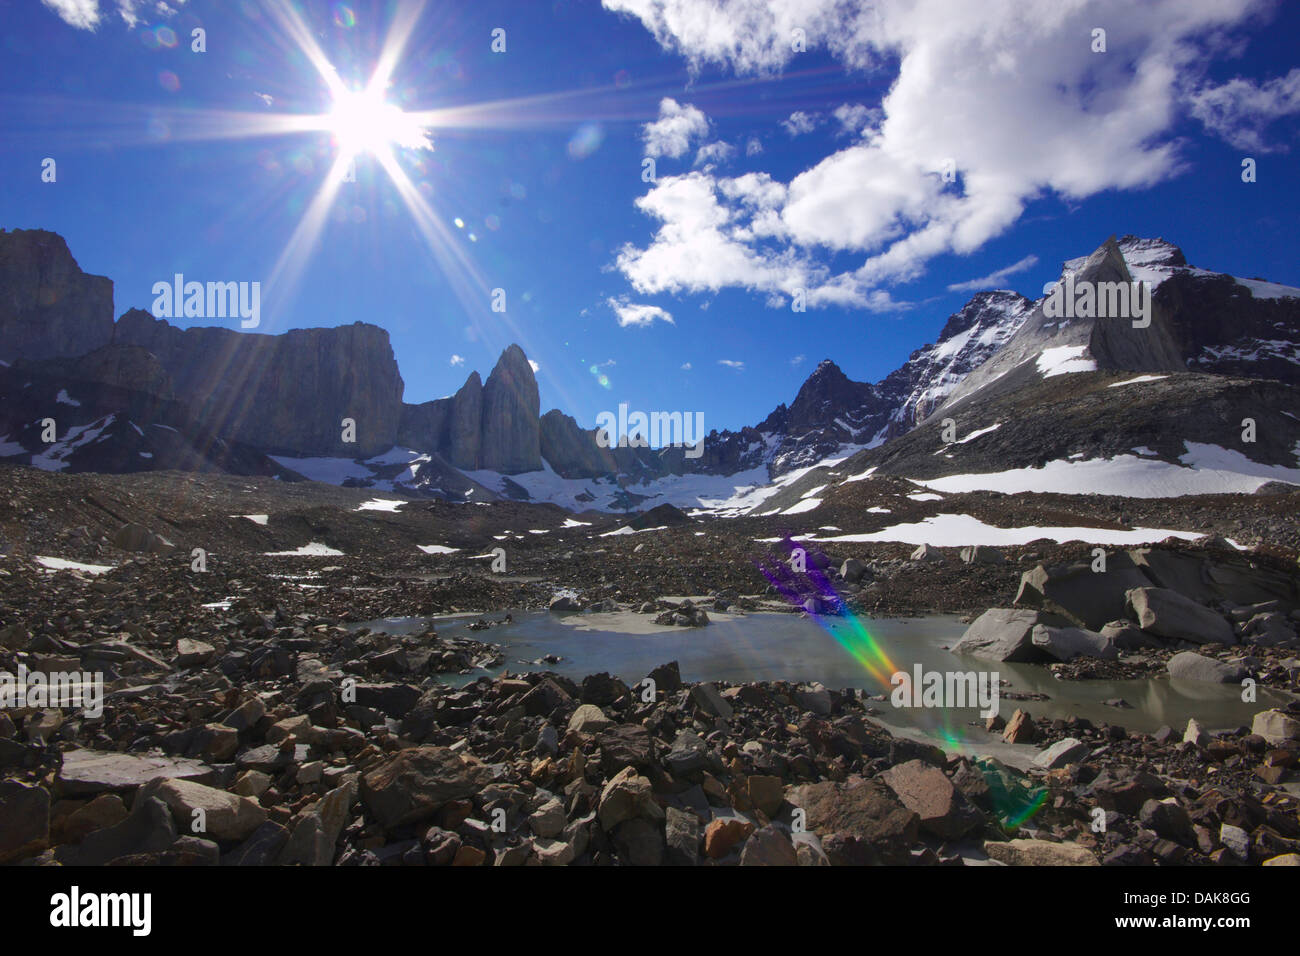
42, 0, 187, 30
41, 0, 101, 28
642, 97, 710, 158
745, 137, 763, 156
608, 297, 676, 327
781, 110, 820, 136
450, 354, 465, 366
832, 103, 879, 136
695, 141, 735, 165
529, 360, 541, 373
1190, 68, 1300, 151
946, 254, 1039, 293
681, 362, 693, 370
607, 0, 1274, 307
718, 359, 745, 369
791, 354, 806, 366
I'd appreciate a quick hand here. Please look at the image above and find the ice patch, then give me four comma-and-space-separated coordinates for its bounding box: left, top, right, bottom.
417, 545, 459, 555
783, 497, 821, 515
234, 514, 269, 525
56, 389, 81, 407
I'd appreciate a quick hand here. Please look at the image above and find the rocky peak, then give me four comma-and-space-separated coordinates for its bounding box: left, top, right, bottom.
786, 359, 877, 431
480, 345, 541, 473
0, 227, 114, 362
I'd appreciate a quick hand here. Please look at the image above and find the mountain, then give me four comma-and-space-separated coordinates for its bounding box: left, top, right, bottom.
752, 236, 1300, 513
689, 289, 1033, 478
3, 228, 1298, 512
0, 228, 114, 362
114, 309, 405, 459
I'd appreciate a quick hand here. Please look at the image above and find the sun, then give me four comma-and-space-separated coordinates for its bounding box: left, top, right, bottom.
326, 87, 432, 159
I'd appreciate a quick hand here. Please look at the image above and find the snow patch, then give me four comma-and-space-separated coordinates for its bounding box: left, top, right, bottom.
265, 542, 344, 556
1036, 345, 1097, 378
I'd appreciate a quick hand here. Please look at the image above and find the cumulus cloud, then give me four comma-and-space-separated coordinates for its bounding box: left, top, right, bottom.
608, 297, 676, 327
781, 110, 820, 136
718, 359, 745, 369
791, 354, 806, 365
528, 360, 541, 373
449, 354, 465, 366
1190, 69, 1300, 151
642, 97, 710, 158
681, 361, 693, 370
832, 103, 879, 136
947, 254, 1039, 293
41, 0, 101, 28
695, 140, 736, 165
606, 0, 1277, 309
745, 137, 763, 156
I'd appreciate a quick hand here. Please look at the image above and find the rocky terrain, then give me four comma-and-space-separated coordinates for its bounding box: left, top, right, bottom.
0, 459, 1297, 866
2, 224, 1299, 867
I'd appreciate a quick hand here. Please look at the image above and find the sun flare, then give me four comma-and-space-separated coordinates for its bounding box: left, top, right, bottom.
327, 87, 432, 158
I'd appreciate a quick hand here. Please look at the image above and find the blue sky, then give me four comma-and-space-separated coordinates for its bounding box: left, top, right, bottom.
2, 0, 1298, 436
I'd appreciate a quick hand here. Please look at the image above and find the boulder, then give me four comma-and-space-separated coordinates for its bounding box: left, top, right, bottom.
1033, 738, 1090, 769
879, 759, 984, 839
140, 778, 266, 843
597, 767, 661, 830
111, 523, 175, 554
951, 608, 1055, 662
567, 704, 614, 734
0, 780, 49, 863
984, 839, 1099, 866
1126, 587, 1234, 644
910, 544, 944, 563
840, 558, 867, 583
960, 545, 1005, 565
1015, 557, 1153, 630
786, 776, 919, 865
1167, 651, 1248, 684
1030, 624, 1119, 661
1251, 710, 1300, 745
739, 825, 798, 866
689, 683, 733, 719
360, 746, 497, 829
67, 796, 177, 866
664, 807, 701, 866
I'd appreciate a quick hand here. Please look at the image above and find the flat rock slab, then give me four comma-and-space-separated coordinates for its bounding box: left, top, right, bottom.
985, 838, 1099, 866
59, 749, 213, 796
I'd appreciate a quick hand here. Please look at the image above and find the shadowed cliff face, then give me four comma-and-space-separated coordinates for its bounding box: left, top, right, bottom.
113, 309, 405, 459
396, 348, 542, 474
0, 228, 115, 362
481, 344, 541, 473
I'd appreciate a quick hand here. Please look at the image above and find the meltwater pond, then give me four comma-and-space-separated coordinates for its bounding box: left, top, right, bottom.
359, 609, 1290, 745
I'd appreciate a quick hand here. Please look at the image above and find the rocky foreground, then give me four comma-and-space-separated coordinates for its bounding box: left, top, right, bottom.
2, 463, 1299, 865
2, 596, 1299, 865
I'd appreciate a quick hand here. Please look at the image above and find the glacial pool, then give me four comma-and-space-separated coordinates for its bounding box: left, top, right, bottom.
357, 608, 1292, 758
